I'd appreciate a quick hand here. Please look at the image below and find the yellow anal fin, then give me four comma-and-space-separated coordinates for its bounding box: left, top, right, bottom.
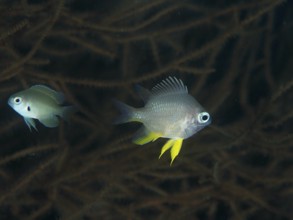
170, 139, 183, 165
133, 130, 161, 145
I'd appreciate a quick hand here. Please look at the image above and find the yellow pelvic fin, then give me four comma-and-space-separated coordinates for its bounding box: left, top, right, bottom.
133, 131, 161, 145
159, 139, 183, 165
170, 139, 183, 165
159, 139, 175, 159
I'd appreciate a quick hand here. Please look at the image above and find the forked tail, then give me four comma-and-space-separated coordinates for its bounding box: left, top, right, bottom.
61, 106, 77, 122
113, 100, 136, 124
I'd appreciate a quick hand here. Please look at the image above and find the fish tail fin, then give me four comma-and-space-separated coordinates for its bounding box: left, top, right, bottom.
60, 106, 77, 122
113, 100, 137, 124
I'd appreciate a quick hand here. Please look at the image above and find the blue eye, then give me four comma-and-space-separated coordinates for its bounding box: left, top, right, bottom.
198, 112, 210, 123
13, 97, 22, 104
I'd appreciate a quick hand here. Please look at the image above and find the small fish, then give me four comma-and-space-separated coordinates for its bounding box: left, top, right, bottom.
114, 76, 211, 165
8, 85, 76, 131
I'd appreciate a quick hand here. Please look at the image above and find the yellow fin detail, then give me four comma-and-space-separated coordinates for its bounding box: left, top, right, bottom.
133, 131, 161, 145
170, 139, 183, 165
159, 139, 175, 159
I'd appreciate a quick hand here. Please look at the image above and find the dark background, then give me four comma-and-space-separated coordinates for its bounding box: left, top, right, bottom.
0, 0, 292, 219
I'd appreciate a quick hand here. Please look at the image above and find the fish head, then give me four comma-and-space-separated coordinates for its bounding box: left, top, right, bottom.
184, 110, 211, 138
8, 93, 34, 118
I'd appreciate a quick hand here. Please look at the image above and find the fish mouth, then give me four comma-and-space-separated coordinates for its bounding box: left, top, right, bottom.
7, 97, 13, 107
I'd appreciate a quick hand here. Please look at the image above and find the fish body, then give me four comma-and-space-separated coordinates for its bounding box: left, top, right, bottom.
115, 77, 211, 164
8, 85, 75, 131
138, 94, 206, 139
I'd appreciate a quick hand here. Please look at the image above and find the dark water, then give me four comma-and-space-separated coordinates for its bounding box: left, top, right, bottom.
0, 0, 292, 219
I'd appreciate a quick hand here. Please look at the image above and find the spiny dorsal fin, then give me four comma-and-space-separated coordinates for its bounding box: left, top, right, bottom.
151, 77, 188, 97
30, 85, 65, 104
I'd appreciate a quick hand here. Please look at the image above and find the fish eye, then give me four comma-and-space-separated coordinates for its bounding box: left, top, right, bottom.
198, 112, 210, 124
13, 97, 22, 104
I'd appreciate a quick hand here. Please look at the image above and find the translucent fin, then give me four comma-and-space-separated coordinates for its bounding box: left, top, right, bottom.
113, 100, 136, 124
59, 106, 77, 121
134, 85, 151, 103
159, 139, 175, 159
132, 127, 161, 145
39, 116, 59, 128
30, 85, 65, 104
170, 138, 183, 165
24, 117, 37, 131
151, 77, 188, 97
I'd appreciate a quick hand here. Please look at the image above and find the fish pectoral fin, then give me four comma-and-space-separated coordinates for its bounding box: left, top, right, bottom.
39, 115, 59, 128
132, 127, 161, 145
170, 139, 183, 165
24, 117, 37, 131
159, 139, 175, 159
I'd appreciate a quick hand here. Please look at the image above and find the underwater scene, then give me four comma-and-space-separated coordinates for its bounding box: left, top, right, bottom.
0, 0, 292, 219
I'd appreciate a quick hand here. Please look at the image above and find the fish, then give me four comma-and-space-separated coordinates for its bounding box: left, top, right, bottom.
114, 76, 211, 165
8, 85, 76, 131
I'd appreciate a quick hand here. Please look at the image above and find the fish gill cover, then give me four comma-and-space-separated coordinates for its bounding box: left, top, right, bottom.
0, 0, 292, 219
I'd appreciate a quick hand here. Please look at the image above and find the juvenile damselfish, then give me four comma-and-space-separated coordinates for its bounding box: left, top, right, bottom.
8, 85, 75, 131
115, 76, 211, 165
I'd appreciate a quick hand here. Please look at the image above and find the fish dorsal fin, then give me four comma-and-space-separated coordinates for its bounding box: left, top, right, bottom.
30, 85, 65, 104
151, 77, 188, 97
135, 84, 151, 103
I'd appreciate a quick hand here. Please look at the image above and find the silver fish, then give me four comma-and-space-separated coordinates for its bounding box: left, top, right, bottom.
8, 85, 75, 131
115, 76, 211, 164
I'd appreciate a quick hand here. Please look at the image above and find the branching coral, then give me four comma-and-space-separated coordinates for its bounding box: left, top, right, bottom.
0, 0, 292, 219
